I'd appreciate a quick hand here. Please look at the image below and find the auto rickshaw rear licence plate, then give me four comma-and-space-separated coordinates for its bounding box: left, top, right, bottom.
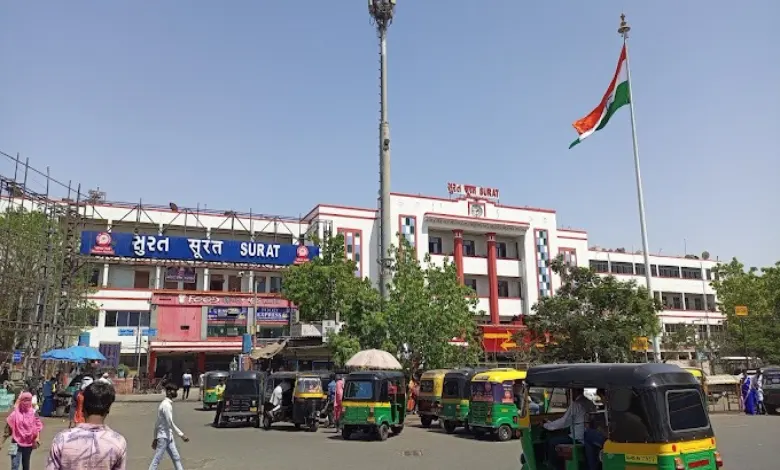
367, 416, 375, 422
250, 407, 257, 412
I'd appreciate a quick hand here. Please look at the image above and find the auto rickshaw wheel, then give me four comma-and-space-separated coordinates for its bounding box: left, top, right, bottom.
391, 424, 403, 435
309, 420, 319, 432
443, 420, 457, 434
377, 423, 390, 441
341, 426, 352, 440
496, 424, 512, 442
420, 415, 433, 428
253, 416, 260, 428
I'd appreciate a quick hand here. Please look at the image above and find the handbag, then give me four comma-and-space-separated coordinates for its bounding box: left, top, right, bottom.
7, 442, 18, 456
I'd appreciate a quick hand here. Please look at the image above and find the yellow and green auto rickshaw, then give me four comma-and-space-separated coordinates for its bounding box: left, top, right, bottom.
468, 368, 527, 441
262, 371, 326, 432
440, 367, 487, 434
341, 370, 406, 441
201, 370, 230, 410
519, 363, 723, 470
417, 369, 450, 428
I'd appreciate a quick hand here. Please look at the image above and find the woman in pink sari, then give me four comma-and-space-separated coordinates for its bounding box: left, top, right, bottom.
5, 392, 43, 470
334, 375, 345, 430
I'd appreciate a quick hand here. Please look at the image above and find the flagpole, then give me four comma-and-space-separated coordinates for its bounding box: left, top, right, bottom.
619, 14, 660, 362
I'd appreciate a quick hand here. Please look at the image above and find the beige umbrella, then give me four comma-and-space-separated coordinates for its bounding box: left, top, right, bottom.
345, 349, 403, 370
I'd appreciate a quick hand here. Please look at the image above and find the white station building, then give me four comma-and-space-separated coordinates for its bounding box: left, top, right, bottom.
42, 182, 723, 372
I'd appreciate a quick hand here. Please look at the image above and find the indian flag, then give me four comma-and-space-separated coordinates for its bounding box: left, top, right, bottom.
569, 45, 630, 149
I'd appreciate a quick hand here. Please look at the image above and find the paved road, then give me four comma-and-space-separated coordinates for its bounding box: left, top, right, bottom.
21, 402, 774, 470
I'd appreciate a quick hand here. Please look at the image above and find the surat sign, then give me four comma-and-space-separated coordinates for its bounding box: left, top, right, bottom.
80, 231, 318, 266
447, 182, 500, 200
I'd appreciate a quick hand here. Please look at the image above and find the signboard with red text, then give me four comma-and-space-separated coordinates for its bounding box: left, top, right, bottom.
447, 182, 500, 200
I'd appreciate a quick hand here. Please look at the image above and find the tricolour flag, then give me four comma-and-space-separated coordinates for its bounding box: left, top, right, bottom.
569, 45, 630, 149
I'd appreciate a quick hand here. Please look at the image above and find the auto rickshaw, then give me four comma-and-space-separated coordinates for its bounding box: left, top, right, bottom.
215, 371, 266, 428
202, 370, 230, 410
761, 366, 780, 414
261, 371, 326, 432
341, 370, 406, 441
519, 363, 723, 470
417, 369, 450, 428
440, 367, 487, 434
468, 368, 527, 441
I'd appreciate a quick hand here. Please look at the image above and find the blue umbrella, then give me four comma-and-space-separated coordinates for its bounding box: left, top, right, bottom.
41, 348, 82, 362
64, 346, 106, 362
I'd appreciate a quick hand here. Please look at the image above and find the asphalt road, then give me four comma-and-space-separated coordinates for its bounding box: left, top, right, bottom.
20, 401, 772, 470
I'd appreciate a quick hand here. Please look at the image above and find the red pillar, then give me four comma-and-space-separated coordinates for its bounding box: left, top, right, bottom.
197, 352, 206, 374
453, 229, 464, 284
148, 351, 157, 376
486, 233, 499, 324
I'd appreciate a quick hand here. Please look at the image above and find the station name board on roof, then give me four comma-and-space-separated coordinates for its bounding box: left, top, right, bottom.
447, 182, 500, 200
80, 231, 319, 266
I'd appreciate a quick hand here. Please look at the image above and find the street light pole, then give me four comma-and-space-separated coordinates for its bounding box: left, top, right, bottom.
369, 0, 396, 300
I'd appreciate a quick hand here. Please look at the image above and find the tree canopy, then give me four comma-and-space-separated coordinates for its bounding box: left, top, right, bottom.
524, 257, 661, 363
711, 258, 780, 365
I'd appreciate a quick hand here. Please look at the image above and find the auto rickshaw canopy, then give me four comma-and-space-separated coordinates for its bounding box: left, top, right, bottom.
525, 363, 699, 389
203, 370, 230, 387
471, 368, 527, 383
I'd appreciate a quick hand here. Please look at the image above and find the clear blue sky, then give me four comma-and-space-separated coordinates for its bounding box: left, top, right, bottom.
1, 2, 777, 268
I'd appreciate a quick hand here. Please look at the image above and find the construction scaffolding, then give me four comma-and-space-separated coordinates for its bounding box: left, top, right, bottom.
0, 150, 92, 374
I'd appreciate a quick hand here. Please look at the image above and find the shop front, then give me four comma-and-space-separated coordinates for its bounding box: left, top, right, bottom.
149, 292, 296, 382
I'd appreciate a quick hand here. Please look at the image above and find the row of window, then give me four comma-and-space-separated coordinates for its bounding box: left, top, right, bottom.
464, 277, 523, 299
589, 260, 715, 280
89, 267, 283, 293
655, 292, 717, 312
428, 237, 519, 259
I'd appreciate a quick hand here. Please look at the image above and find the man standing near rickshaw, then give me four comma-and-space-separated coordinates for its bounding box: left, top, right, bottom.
543, 388, 595, 470
212, 378, 226, 427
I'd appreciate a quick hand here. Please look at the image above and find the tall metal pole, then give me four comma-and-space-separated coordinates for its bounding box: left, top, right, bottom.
369, 0, 396, 299
619, 14, 660, 362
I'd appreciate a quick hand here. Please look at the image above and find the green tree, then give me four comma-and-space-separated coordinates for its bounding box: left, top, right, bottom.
383, 239, 483, 374
281, 232, 377, 323
525, 257, 661, 363
0, 208, 98, 360
661, 324, 697, 355
711, 258, 780, 365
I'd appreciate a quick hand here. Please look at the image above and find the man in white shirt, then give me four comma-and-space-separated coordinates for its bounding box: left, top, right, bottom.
269, 383, 285, 415
181, 370, 193, 401
148, 386, 189, 470
544, 388, 596, 470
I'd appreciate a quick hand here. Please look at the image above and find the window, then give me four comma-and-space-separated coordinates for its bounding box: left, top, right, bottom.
672, 296, 682, 310
442, 379, 461, 398
256, 276, 267, 294
269, 277, 282, 294
608, 389, 653, 442
495, 242, 508, 259
589, 260, 609, 273
635, 264, 658, 276
693, 297, 704, 311
463, 240, 476, 257
667, 389, 709, 431
657, 265, 681, 278
207, 325, 247, 337
134, 270, 151, 289
163, 280, 178, 290
104, 311, 150, 327
610, 262, 634, 275
183, 275, 197, 290
227, 275, 242, 292
429, 237, 442, 255
497, 280, 509, 298
420, 380, 434, 393
88, 268, 100, 288
344, 381, 373, 399
681, 267, 702, 280
465, 277, 478, 293
705, 269, 712, 281
210, 274, 225, 291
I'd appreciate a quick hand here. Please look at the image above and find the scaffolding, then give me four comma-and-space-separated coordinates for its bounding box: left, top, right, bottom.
0, 151, 90, 373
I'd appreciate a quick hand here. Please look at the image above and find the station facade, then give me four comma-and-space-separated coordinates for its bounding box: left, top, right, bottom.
73, 182, 723, 373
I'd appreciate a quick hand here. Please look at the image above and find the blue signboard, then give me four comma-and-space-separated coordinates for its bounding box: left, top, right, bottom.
142, 328, 158, 337
208, 307, 248, 320
256, 307, 291, 322
12, 351, 22, 364
80, 231, 319, 266
117, 328, 135, 337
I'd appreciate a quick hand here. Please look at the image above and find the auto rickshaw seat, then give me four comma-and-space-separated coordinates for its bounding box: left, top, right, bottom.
555, 443, 585, 461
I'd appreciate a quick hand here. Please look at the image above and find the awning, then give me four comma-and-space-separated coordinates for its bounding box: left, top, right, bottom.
250, 339, 288, 360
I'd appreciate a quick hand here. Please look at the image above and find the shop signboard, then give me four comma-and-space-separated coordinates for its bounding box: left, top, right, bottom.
207, 307, 248, 321
80, 231, 319, 266
165, 267, 196, 283
256, 307, 291, 323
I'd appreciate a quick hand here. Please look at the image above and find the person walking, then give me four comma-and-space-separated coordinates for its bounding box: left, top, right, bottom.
181, 370, 192, 401
3, 392, 43, 470
333, 374, 345, 430
70, 377, 94, 428
149, 385, 189, 470
46, 382, 127, 470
